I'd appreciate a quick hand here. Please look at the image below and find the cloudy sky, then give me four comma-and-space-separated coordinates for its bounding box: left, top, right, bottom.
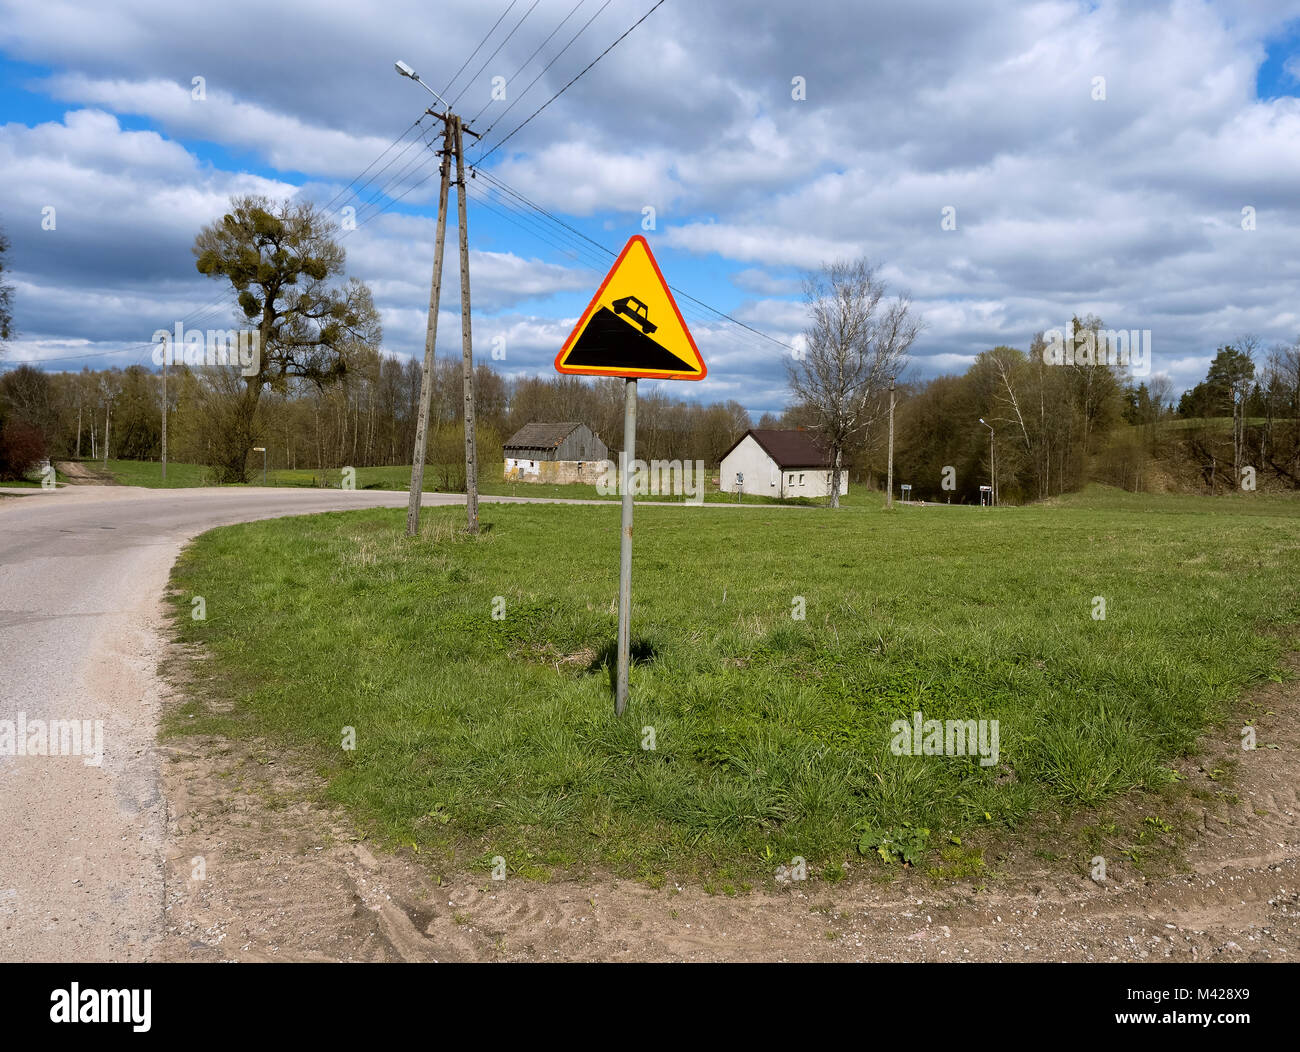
1, 0, 1298, 416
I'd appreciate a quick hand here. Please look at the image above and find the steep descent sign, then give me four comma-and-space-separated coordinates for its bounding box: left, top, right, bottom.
555, 235, 706, 380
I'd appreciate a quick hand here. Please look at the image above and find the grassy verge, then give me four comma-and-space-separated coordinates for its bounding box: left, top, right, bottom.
0, 465, 69, 488
100, 459, 213, 487
164, 486, 1300, 886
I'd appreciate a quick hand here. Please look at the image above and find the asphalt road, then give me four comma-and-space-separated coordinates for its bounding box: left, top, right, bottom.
0, 485, 473, 961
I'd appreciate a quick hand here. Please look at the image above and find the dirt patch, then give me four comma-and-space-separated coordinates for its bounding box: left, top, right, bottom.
156, 662, 1300, 962
54, 460, 114, 485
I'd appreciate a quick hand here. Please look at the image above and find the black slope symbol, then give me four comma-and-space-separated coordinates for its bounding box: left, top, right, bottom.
564, 307, 695, 372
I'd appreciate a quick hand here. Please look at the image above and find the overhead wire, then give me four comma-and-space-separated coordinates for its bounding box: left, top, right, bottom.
475, 0, 667, 166
440, 0, 521, 101
448, 0, 544, 110
469, 166, 795, 353
473, 0, 617, 156
468, 0, 589, 125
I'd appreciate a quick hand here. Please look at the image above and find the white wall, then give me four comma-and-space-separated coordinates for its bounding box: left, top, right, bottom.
777, 467, 846, 497
504, 456, 540, 477
719, 435, 847, 497
720, 435, 778, 495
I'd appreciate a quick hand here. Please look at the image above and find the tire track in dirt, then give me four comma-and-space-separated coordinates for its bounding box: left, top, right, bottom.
157, 658, 1300, 962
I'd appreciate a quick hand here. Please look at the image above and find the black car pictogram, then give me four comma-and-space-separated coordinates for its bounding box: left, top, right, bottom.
611, 296, 657, 335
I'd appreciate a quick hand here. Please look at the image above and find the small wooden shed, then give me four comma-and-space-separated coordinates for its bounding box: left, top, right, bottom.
503, 422, 608, 484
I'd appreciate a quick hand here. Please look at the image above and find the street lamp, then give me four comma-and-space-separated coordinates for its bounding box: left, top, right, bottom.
253, 446, 266, 486
978, 419, 994, 506
394, 60, 450, 113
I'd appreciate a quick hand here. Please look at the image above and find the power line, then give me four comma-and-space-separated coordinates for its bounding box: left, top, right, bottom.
468, 166, 795, 352
476, 0, 667, 166
448, 0, 543, 109
440, 0, 520, 100
474, 0, 617, 154
320, 115, 430, 214
463, 182, 790, 364
350, 156, 444, 236
346, 127, 443, 230
469, 0, 589, 125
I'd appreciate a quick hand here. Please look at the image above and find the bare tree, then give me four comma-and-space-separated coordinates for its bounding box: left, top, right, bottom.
786, 259, 921, 507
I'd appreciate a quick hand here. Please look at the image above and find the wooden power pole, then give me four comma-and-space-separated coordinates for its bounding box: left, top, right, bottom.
405, 117, 453, 537
453, 115, 479, 534
404, 105, 481, 536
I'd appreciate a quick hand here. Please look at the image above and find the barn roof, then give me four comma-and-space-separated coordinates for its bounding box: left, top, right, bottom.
503, 421, 585, 450
722, 428, 834, 469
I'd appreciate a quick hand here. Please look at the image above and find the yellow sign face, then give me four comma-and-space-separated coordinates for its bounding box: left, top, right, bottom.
555, 235, 706, 380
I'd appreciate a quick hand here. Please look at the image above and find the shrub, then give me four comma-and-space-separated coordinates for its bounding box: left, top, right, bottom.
0, 419, 47, 480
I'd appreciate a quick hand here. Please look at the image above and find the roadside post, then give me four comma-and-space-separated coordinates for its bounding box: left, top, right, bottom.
253, 446, 266, 486
555, 236, 706, 715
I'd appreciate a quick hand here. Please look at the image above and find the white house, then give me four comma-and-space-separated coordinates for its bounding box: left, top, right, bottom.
719, 429, 847, 499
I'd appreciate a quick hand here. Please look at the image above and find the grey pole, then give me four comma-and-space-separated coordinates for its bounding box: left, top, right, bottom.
886, 378, 895, 508
616, 378, 637, 716
161, 345, 167, 481
979, 418, 994, 506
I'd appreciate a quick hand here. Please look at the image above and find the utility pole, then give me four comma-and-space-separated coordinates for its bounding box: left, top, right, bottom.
979, 418, 995, 506
161, 345, 168, 481
886, 378, 895, 509
453, 115, 479, 534
405, 117, 453, 537
398, 61, 482, 537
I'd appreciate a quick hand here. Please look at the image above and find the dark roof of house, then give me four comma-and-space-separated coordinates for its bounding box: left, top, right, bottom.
503, 421, 585, 450
721, 428, 834, 469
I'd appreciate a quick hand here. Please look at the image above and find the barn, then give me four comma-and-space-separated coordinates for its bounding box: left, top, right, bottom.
719, 429, 847, 499
503, 422, 609, 484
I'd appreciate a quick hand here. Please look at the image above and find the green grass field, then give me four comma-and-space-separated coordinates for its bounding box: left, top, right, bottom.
164, 486, 1300, 886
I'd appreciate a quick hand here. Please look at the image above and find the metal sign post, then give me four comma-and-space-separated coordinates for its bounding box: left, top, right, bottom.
616, 379, 637, 716
555, 236, 705, 717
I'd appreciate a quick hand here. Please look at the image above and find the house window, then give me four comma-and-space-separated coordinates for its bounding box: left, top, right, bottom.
799, 473, 805, 485
788, 474, 795, 486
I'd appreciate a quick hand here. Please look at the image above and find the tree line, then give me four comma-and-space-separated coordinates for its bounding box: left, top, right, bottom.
0, 354, 753, 483
3, 198, 1299, 499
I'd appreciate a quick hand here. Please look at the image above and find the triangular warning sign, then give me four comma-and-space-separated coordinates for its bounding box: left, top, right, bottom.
555, 235, 706, 380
